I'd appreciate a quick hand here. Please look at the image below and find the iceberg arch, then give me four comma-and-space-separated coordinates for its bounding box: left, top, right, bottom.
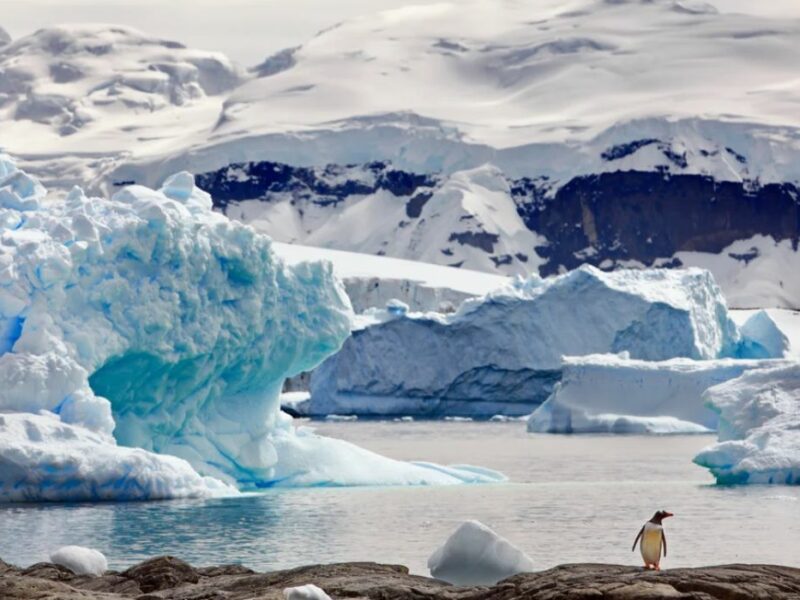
0, 155, 502, 501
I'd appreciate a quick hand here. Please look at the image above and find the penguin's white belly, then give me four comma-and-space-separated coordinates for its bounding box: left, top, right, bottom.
641, 524, 663, 565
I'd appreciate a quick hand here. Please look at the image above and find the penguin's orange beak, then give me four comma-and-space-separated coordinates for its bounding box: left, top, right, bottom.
664, 512, 674, 518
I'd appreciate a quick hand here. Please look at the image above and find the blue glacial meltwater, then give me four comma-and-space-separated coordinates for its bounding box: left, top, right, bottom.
1, 421, 798, 574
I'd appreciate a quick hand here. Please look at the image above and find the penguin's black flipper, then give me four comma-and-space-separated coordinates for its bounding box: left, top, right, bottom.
632, 525, 644, 552
662, 530, 667, 557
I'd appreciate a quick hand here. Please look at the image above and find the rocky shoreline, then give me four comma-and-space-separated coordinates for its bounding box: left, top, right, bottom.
2, 556, 800, 599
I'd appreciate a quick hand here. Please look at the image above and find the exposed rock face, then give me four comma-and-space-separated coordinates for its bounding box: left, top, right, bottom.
196, 161, 436, 210
197, 160, 800, 284
518, 171, 800, 277
2, 557, 800, 599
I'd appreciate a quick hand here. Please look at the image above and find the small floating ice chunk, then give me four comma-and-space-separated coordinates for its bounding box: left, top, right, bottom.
386, 298, 409, 316
159, 170, 195, 201
50, 545, 108, 576
489, 415, 526, 422
324, 414, 358, 422
283, 584, 332, 600
738, 310, 789, 359
428, 520, 533, 585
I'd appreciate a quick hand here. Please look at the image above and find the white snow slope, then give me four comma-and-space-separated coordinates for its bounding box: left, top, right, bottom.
106, 0, 800, 189
2, 5, 799, 308
236, 164, 547, 279
0, 155, 503, 501
694, 364, 800, 485
273, 240, 509, 313
2, 1, 798, 192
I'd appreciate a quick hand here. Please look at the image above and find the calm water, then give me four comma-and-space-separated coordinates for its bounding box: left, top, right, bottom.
1, 421, 798, 574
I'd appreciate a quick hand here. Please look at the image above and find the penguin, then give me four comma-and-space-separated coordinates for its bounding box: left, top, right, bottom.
632, 510, 673, 570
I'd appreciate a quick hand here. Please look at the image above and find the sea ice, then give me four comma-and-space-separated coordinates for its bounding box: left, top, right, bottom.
694, 364, 800, 485
528, 354, 791, 434
49, 546, 108, 576
428, 520, 533, 586
310, 266, 744, 418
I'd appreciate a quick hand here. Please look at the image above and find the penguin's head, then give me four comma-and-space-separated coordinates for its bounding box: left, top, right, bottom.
650, 510, 674, 523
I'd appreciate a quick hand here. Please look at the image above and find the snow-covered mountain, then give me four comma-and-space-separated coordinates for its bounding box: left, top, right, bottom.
3, 0, 800, 307
0, 24, 242, 188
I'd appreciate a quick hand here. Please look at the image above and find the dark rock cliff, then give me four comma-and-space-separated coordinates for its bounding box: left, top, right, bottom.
196, 160, 800, 279
515, 171, 800, 276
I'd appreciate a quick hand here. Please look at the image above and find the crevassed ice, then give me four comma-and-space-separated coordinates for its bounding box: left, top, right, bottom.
694, 364, 800, 485
0, 154, 503, 501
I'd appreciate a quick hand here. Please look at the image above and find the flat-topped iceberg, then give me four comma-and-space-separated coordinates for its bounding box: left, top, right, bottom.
694, 364, 800, 485
528, 354, 791, 434
0, 155, 502, 501
309, 266, 743, 418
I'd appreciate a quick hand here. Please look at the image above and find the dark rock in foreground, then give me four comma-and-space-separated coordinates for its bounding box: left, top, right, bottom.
2, 556, 800, 599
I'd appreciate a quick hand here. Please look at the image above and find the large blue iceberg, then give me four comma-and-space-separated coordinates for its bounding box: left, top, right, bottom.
309, 266, 744, 418
0, 156, 502, 501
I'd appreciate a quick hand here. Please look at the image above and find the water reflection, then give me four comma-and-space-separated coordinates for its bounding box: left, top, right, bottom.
1, 423, 798, 574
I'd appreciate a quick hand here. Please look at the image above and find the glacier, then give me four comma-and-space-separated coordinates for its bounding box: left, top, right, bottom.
528, 354, 792, 435
694, 364, 800, 485
0, 155, 502, 501
309, 266, 744, 418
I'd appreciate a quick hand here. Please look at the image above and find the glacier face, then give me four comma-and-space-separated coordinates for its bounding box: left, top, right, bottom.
309, 266, 743, 418
528, 354, 792, 435
694, 364, 800, 485
0, 155, 504, 500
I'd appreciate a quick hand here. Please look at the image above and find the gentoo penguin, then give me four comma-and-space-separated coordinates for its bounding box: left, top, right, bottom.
632, 510, 673, 570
